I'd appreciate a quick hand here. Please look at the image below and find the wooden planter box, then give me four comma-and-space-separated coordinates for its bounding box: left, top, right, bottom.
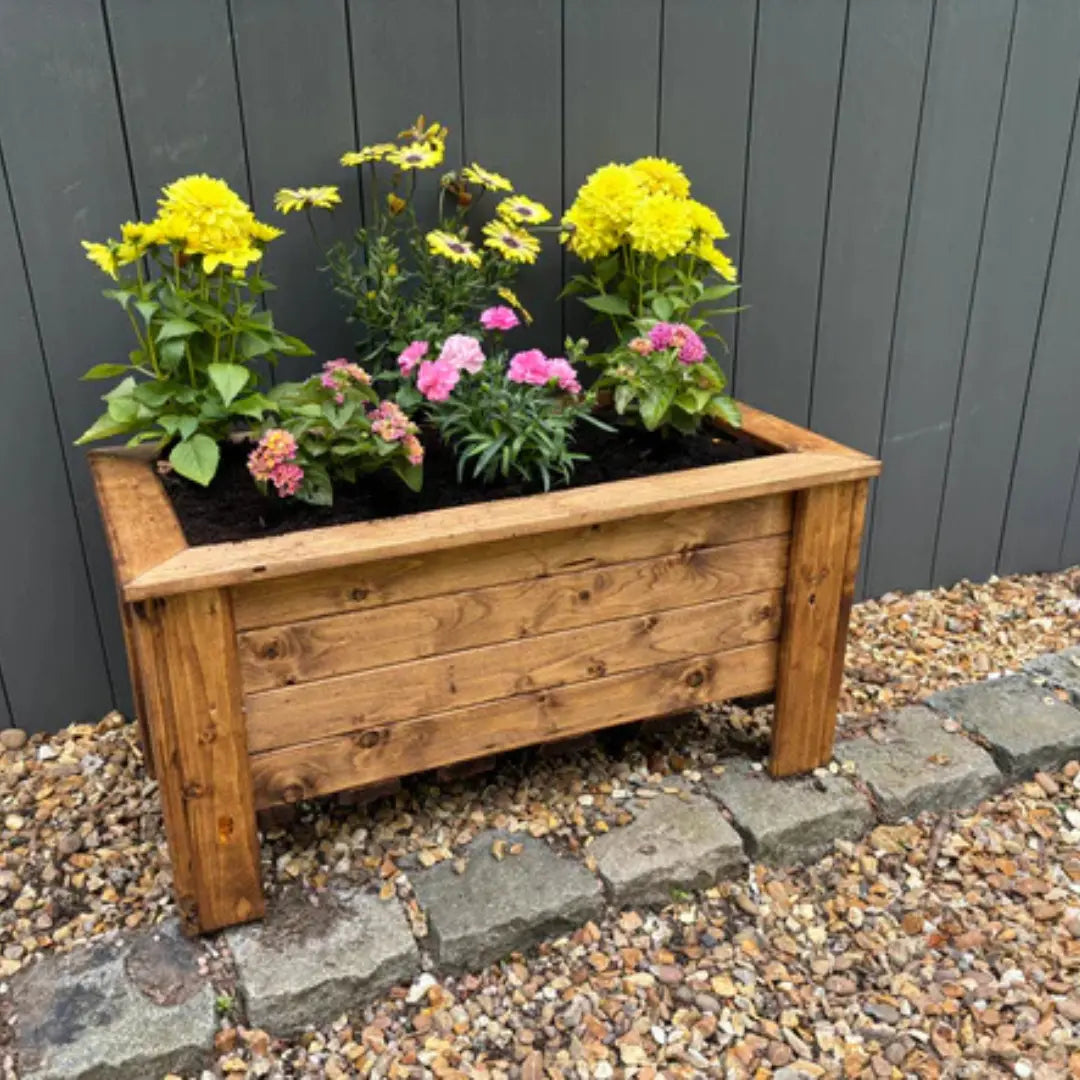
89, 403, 879, 933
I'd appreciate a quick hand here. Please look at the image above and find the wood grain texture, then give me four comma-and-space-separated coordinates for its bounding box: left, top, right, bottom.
239, 536, 789, 691
250, 641, 779, 807
245, 589, 783, 751
232, 493, 792, 629
130, 588, 263, 933
127, 447, 878, 600
769, 482, 858, 777
88, 451, 187, 584
934, 0, 1080, 587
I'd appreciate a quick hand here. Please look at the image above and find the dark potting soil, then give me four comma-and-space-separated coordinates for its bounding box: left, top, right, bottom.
163, 415, 776, 547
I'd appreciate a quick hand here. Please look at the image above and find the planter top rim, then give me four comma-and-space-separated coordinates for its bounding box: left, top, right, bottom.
89, 402, 879, 601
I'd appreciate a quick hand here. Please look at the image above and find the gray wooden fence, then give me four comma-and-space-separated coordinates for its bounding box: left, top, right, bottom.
1, 0, 1078, 734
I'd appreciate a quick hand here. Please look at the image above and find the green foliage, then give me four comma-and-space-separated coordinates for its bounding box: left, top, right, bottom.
430, 340, 610, 491
75, 259, 311, 485
254, 361, 423, 506
591, 321, 740, 435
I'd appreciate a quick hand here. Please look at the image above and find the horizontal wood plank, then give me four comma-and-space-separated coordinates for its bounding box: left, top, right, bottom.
245, 588, 783, 751
124, 448, 879, 601
232, 493, 792, 629
88, 449, 187, 584
249, 641, 779, 807
238, 535, 789, 691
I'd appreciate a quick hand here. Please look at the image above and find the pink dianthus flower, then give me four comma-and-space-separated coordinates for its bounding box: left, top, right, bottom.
417, 357, 461, 402
507, 348, 552, 386
438, 334, 485, 375
480, 305, 520, 332
545, 357, 582, 395
397, 340, 429, 376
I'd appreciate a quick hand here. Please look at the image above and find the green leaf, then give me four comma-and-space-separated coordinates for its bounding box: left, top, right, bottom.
640, 386, 675, 431
710, 395, 742, 428
155, 318, 200, 343
582, 293, 632, 317
134, 299, 159, 325
393, 461, 423, 493
133, 382, 175, 408
238, 331, 272, 359
169, 434, 220, 487
613, 384, 635, 415
297, 465, 333, 506
208, 363, 251, 406
74, 412, 135, 445
81, 363, 129, 380
697, 283, 740, 303
651, 295, 674, 321
230, 393, 272, 421
594, 255, 621, 286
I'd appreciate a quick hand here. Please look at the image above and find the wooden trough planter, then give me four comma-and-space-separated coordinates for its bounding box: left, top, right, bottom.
89, 403, 879, 934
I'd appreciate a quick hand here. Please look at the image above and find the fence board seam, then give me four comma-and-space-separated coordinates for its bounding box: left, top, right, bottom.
929, 0, 1019, 586
342, 0, 366, 229
0, 129, 117, 708
861, 0, 939, 593
996, 58, 1080, 573
730, 0, 761, 396
100, 0, 142, 219
805, 0, 853, 432
1060, 442, 1080, 565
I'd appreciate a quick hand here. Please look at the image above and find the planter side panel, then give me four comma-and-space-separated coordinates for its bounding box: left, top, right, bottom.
237, 495, 792, 807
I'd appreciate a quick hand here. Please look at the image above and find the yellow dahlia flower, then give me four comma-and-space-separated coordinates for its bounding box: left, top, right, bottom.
627, 192, 695, 259
631, 156, 691, 198
687, 199, 728, 240
696, 239, 738, 283
81, 241, 119, 279
562, 163, 647, 259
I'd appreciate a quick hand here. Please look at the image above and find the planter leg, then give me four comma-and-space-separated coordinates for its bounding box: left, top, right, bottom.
770, 480, 868, 777
119, 599, 155, 778
131, 588, 264, 933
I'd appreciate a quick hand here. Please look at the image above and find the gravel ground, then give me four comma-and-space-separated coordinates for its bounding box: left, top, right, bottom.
0, 567, 1078, 1077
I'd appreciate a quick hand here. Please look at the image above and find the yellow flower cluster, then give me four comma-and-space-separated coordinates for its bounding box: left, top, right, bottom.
341, 115, 449, 172
561, 157, 737, 281
82, 174, 283, 278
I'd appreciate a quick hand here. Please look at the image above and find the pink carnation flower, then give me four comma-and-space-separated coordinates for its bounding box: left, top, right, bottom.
507, 348, 552, 386
438, 333, 485, 375
397, 340, 429, 376
417, 357, 461, 402
545, 357, 582, 395
480, 305, 520, 332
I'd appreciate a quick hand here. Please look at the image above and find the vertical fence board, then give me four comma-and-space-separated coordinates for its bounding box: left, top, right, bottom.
658, 0, 756, 383
348, 0, 463, 235
105, 0, 248, 212
998, 93, 1080, 575
0, 150, 112, 732
810, 0, 931, 456
0, 2, 140, 715
933, 0, 1080, 587
1063, 472, 1080, 568
864, 0, 1014, 597
459, 0, 562, 355
562, 0, 664, 345
231, 0, 361, 373
734, 0, 847, 419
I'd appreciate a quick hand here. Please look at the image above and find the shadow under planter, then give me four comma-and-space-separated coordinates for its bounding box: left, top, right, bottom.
88, 403, 880, 934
